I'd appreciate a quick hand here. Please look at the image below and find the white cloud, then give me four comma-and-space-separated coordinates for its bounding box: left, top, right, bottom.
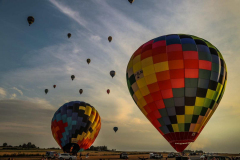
90, 35, 101, 42
10, 93, 16, 99
49, 0, 88, 28
12, 87, 23, 95
0, 88, 6, 97
26, 97, 55, 110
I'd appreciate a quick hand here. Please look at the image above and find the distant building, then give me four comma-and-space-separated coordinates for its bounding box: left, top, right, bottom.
195, 150, 204, 154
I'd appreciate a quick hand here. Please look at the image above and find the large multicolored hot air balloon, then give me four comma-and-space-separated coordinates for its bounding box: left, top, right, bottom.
51, 101, 101, 154
126, 34, 227, 152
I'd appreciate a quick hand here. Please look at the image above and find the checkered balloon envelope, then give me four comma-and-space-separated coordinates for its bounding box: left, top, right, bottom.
51, 101, 101, 154
126, 34, 227, 152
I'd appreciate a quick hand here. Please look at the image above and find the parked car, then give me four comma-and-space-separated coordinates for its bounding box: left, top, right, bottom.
120, 152, 128, 159
168, 153, 175, 158
150, 153, 163, 159
200, 155, 207, 159
205, 156, 231, 160
45, 151, 58, 159
176, 157, 189, 160
58, 153, 77, 160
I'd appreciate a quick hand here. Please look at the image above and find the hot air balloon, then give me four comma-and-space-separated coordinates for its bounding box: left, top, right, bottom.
27, 16, 34, 26
108, 36, 112, 42
110, 70, 115, 78
51, 101, 101, 154
126, 34, 227, 152
128, 0, 134, 4
68, 33, 71, 39
79, 89, 83, 94
45, 89, 48, 94
107, 89, 110, 94
113, 127, 118, 133
71, 75, 75, 81
53, 85, 56, 88
87, 59, 91, 64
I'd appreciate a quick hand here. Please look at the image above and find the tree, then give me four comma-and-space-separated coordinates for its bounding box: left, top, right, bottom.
27, 142, 32, 149
22, 143, 27, 148
3, 143, 7, 147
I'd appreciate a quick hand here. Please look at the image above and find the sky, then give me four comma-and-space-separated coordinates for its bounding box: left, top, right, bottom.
0, 0, 240, 153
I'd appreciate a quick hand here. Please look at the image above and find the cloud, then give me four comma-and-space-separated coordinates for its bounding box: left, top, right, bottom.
26, 97, 55, 110
12, 87, 23, 95
101, 118, 116, 124
0, 99, 55, 147
10, 93, 16, 99
49, 0, 88, 28
0, 87, 6, 97
90, 35, 101, 42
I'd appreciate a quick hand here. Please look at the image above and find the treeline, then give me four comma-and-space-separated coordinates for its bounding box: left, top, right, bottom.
2, 142, 38, 149
87, 145, 108, 151
1, 142, 60, 150
183, 150, 204, 154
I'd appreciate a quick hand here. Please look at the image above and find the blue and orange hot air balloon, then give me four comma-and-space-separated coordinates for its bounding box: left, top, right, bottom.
51, 101, 101, 154
126, 34, 227, 152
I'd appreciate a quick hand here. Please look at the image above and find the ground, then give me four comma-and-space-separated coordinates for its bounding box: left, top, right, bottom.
0, 149, 239, 160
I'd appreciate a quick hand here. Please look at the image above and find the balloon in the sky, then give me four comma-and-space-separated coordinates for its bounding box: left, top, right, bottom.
45, 89, 48, 94
113, 127, 118, 133
128, 0, 134, 4
53, 85, 56, 88
68, 33, 71, 39
27, 16, 34, 26
71, 75, 75, 81
107, 89, 110, 94
51, 101, 101, 154
126, 34, 227, 152
79, 89, 83, 94
110, 70, 115, 78
87, 59, 91, 65
108, 36, 112, 42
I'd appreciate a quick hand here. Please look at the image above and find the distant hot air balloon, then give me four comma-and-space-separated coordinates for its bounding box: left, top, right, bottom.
68, 33, 71, 39
87, 59, 91, 64
113, 127, 118, 133
110, 70, 115, 78
126, 34, 227, 152
45, 89, 48, 94
128, 0, 134, 4
107, 89, 110, 94
27, 16, 34, 26
79, 89, 83, 94
51, 101, 101, 154
108, 36, 112, 42
53, 85, 56, 88
71, 75, 75, 81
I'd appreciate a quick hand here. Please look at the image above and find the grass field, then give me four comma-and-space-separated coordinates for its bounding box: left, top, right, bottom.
0, 149, 239, 160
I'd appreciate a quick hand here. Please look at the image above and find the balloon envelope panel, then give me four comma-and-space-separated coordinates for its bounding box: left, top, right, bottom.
51, 101, 101, 154
126, 34, 227, 152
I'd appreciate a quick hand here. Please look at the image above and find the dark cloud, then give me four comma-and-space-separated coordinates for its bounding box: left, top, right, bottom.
0, 99, 55, 147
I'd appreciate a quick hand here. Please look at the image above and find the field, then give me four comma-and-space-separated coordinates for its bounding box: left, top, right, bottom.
0, 149, 239, 160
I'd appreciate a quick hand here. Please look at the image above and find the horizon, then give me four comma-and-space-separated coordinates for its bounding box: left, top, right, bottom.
0, 0, 240, 154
